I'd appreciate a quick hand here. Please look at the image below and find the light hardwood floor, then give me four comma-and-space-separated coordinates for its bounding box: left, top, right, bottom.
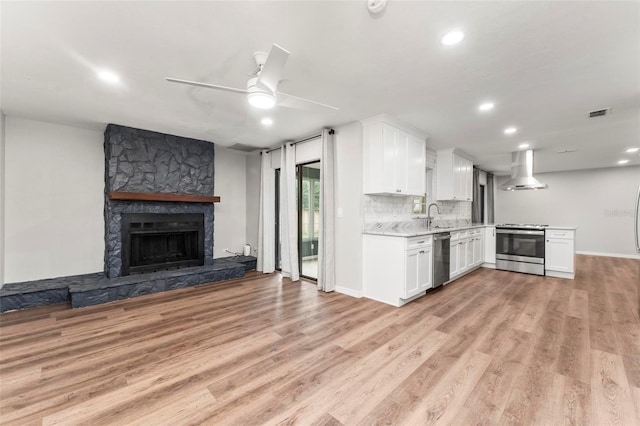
1, 255, 639, 425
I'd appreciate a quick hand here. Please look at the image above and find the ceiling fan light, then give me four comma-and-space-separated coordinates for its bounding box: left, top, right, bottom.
248, 92, 276, 109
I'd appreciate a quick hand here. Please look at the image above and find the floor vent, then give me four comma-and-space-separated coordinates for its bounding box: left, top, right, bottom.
589, 108, 610, 118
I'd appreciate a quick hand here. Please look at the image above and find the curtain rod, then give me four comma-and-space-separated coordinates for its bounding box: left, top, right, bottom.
261, 128, 334, 154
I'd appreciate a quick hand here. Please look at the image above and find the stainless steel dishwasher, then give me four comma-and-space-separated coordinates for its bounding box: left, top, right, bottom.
433, 232, 451, 288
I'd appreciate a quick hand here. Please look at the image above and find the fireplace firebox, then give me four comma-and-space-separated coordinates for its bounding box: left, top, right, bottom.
121, 213, 205, 276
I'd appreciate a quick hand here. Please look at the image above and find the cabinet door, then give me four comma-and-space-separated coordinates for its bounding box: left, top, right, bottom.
465, 238, 474, 269
418, 246, 433, 291
406, 134, 426, 196
466, 159, 473, 201
403, 248, 421, 298
453, 155, 463, 200
450, 241, 459, 277
382, 124, 399, 194
394, 131, 409, 194
545, 238, 575, 273
473, 236, 483, 266
484, 227, 496, 263
457, 240, 467, 272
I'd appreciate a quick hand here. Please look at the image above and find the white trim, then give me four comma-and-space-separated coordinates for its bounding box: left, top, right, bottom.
545, 270, 575, 280
360, 113, 430, 140
576, 251, 640, 260
335, 285, 362, 299
481, 263, 496, 269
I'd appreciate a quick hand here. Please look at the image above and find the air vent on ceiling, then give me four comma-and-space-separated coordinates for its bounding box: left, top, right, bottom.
228, 143, 264, 153
589, 108, 611, 118
556, 148, 577, 154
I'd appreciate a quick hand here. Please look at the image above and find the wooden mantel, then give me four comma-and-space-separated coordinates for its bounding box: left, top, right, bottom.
109, 191, 220, 203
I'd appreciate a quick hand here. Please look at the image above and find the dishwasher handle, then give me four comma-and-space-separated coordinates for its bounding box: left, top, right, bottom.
434, 234, 451, 241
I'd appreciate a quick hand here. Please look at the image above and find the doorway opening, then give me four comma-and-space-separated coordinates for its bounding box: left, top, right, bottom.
274, 161, 320, 280
298, 161, 320, 280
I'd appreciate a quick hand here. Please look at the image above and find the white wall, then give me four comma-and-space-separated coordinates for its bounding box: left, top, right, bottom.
334, 121, 364, 296
245, 152, 260, 257
213, 147, 248, 258
0, 112, 6, 287
4, 117, 104, 282
496, 166, 640, 257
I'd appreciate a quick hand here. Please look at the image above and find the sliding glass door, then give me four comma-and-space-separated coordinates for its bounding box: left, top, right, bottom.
274, 161, 320, 280
298, 162, 320, 279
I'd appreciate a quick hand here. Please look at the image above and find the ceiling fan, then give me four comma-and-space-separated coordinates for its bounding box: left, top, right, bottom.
166, 43, 338, 111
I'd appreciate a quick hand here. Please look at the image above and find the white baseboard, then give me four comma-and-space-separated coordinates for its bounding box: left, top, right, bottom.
545, 270, 575, 280
481, 262, 496, 269
576, 251, 640, 260
335, 286, 362, 299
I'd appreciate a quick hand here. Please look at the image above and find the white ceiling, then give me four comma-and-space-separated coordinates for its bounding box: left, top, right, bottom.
2, 1, 639, 174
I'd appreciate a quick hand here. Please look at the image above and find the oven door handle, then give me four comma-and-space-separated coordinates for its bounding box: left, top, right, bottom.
496, 229, 545, 236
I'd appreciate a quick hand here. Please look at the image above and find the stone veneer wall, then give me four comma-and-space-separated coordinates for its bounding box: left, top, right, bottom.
363, 147, 472, 227
104, 124, 215, 278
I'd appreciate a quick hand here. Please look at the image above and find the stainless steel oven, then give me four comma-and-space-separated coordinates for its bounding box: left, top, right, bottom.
495, 225, 546, 275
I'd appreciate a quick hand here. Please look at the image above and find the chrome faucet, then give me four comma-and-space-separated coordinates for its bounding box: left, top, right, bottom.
426, 203, 441, 228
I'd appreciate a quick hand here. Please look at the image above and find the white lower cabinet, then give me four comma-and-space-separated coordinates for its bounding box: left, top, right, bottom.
450, 240, 460, 277
545, 228, 576, 279
465, 237, 474, 270
450, 228, 485, 279
363, 234, 433, 307
404, 246, 433, 299
472, 233, 484, 266
484, 226, 496, 265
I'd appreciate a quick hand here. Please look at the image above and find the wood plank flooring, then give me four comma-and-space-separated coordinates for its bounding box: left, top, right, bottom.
1, 255, 639, 425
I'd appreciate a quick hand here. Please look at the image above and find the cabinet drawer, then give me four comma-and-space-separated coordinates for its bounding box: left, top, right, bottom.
406, 235, 432, 250
546, 229, 574, 240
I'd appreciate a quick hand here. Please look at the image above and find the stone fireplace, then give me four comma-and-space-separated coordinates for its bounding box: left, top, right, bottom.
1, 124, 257, 312
104, 124, 215, 278
121, 213, 205, 275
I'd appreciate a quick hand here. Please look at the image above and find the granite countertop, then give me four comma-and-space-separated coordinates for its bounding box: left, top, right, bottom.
362, 222, 494, 237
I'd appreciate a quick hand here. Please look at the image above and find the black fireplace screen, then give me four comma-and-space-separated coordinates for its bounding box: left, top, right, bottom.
121, 213, 205, 275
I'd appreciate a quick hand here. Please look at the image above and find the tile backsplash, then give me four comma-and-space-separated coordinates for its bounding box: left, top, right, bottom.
363, 195, 471, 227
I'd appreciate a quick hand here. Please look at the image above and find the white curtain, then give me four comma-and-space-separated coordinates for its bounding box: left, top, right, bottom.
257, 151, 275, 273
318, 129, 336, 292
279, 144, 300, 281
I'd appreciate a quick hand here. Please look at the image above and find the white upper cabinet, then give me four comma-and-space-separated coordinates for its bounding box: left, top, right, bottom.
436, 148, 474, 201
362, 115, 428, 196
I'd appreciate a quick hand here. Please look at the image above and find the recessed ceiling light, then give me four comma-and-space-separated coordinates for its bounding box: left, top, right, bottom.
519, 143, 530, 149
504, 127, 517, 135
626, 147, 639, 153
617, 159, 629, 165
97, 69, 120, 84
441, 30, 465, 46
478, 102, 494, 112
261, 118, 273, 126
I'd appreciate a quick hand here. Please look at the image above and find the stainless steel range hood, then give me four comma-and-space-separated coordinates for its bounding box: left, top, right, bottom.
500, 150, 548, 191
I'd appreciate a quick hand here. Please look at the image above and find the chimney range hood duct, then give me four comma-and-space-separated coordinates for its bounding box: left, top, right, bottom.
500, 150, 548, 191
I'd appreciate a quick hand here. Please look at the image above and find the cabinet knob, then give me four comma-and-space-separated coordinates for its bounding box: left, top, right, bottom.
546, 240, 549, 242
396, 189, 401, 193
420, 250, 425, 254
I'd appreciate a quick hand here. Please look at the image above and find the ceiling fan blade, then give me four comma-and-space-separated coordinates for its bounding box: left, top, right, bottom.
278, 92, 339, 111
166, 78, 248, 95
256, 44, 289, 93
